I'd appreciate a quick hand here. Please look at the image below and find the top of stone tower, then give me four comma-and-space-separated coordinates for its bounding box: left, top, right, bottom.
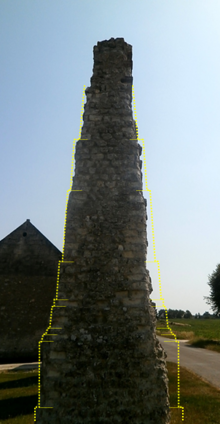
90, 37, 133, 88
81, 38, 134, 140
95, 37, 132, 49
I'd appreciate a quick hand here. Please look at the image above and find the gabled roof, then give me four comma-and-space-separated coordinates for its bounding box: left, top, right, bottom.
0, 219, 61, 254
0, 219, 62, 275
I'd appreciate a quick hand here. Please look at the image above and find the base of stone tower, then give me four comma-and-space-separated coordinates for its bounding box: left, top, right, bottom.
35, 304, 170, 424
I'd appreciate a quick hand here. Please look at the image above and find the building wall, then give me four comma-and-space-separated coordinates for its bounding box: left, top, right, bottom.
0, 219, 61, 276
0, 220, 62, 361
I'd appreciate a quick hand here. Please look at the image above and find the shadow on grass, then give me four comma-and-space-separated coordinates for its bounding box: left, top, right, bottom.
0, 394, 37, 419
0, 375, 38, 390
189, 339, 220, 350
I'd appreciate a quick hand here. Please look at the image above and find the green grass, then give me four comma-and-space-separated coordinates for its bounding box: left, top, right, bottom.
157, 318, 220, 353
0, 369, 38, 423
1, 363, 220, 423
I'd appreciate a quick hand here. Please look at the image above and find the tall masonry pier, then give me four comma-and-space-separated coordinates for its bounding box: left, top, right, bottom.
36, 38, 170, 424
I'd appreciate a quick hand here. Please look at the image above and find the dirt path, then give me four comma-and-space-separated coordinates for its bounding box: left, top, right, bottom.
158, 335, 220, 390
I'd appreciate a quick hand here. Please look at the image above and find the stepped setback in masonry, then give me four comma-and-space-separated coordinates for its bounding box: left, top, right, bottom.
35, 37, 170, 424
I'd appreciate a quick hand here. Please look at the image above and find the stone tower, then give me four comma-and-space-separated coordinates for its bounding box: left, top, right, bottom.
35, 38, 170, 424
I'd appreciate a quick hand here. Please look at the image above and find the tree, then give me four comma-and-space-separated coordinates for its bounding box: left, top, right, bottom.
184, 310, 192, 319
204, 264, 220, 315
167, 309, 175, 319
202, 311, 211, 319
158, 309, 165, 319
176, 309, 185, 318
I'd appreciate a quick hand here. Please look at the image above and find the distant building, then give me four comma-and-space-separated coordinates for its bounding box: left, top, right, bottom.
0, 219, 62, 362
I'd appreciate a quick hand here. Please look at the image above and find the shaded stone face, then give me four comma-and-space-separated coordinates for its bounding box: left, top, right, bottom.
36, 37, 170, 424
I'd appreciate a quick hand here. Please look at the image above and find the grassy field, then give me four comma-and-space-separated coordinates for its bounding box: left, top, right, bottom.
156, 318, 220, 353
0, 363, 220, 423
168, 361, 220, 423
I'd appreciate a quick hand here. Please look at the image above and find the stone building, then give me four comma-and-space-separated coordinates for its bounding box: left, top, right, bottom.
36, 38, 170, 423
0, 219, 61, 361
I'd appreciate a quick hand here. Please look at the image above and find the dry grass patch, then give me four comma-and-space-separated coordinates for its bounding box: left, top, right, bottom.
157, 319, 220, 353
189, 337, 220, 353
168, 361, 220, 423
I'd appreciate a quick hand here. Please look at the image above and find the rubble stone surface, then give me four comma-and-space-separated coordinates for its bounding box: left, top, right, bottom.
36, 37, 170, 424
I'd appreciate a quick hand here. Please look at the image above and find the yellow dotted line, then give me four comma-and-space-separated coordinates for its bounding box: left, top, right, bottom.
62, 188, 84, 260
132, 85, 184, 421
170, 406, 184, 420
79, 85, 86, 139
34, 406, 37, 421
132, 85, 139, 139
35, 85, 184, 421
62, 87, 87, 260
34, 260, 74, 417
34, 86, 87, 421
56, 260, 61, 298
177, 342, 181, 406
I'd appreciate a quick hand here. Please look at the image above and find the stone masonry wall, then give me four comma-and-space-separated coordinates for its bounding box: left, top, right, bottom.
36, 38, 170, 424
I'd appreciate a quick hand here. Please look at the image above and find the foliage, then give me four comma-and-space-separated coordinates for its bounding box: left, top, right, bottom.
157, 308, 192, 319
184, 310, 192, 318
204, 263, 220, 315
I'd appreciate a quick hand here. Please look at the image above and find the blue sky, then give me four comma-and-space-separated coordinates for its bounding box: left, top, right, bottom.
1, 0, 220, 315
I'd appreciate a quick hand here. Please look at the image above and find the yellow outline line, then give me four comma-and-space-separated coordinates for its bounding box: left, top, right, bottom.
62, 85, 86, 259
34, 86, 86, 422
34, 85, 184, 422
132, 85, 184, 420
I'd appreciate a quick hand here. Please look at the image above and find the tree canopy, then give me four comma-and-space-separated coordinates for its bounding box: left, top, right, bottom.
204, 263, 220, 315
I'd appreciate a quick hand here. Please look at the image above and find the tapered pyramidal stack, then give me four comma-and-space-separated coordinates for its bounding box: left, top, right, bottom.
36, 38, 170, 424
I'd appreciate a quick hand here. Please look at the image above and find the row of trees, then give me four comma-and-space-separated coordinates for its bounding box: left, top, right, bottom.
157, 309, 192, 319
157, 309, 219, 319
156, 263, 220, 319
